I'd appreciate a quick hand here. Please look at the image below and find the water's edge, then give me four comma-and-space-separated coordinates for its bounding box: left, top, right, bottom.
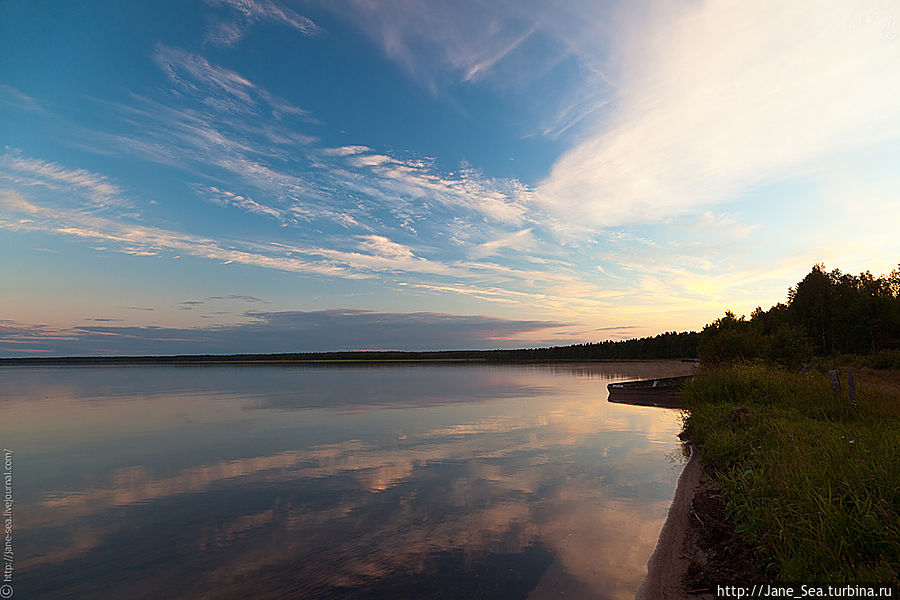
636, 447, 701, 600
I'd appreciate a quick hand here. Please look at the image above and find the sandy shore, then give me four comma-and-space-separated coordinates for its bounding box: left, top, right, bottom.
635, 447, 707, 600
637, 442, 766, 600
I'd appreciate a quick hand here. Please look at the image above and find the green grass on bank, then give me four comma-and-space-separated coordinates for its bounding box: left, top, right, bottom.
681, 363, 900, 583
812, 349, 900, 371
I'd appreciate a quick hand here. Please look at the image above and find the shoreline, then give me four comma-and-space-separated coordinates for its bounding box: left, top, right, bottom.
638, 441, 767, 599
0, 355, 696, 365
636, 447, 704, 600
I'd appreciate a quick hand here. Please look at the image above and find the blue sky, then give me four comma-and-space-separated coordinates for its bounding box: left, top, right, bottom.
2, 0, 899, 356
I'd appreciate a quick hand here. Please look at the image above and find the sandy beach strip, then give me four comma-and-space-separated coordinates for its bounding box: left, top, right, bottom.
635, 447, 707, 600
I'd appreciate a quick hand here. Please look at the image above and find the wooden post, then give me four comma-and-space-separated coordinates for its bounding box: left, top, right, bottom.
847, 368, 857, 406
829, 370, 842, 396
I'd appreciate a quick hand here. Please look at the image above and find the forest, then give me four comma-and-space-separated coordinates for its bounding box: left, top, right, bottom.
698, 263, 900, 366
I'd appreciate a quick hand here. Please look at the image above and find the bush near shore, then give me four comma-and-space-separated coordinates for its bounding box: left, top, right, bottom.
681, 363, 900, 583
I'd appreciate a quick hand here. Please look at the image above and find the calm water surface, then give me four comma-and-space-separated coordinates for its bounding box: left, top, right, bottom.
1, 361, 692, 599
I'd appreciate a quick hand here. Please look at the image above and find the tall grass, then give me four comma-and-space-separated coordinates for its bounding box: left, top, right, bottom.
681, 363, 900, 583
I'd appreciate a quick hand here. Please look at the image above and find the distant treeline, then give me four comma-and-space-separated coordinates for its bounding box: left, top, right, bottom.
487, 331, 700, 361
700, 263, 900, 367
4, 263, 897, 366
0, 332, 700, 365
0, 331, 701, 365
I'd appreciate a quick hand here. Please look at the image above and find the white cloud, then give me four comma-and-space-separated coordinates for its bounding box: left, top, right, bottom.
313, 0, 621, 137
356, 235, 415, 260
322, 146, 372, 156
321, 0, 526, 91
536, 0, 900, 229
99, 52, 534, 232
468, 228, 536, 259
202, 186, 287, 222
306, 240, 461, 278
1, 172, 560, 298
204, 0, 321, 46
346, 154, 395, 167
0, 190, 40, 214
0, 154, 124, 207
154, 44, 255, 105
152, 45, 312, 122
0, 188, 362, 279
357, 159, 532, 225
0, 83, 46, 113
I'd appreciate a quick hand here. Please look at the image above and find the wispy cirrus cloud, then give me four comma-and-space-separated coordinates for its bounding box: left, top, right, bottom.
0, 83, 46, 113
0, 153, 124, 208
468, 229, 536, 259
314, 1, 568, 92
201, 186, 287, 222
313, 0, 620, 136
87, 46, 533, 236
0, 186, 363, 279
153, 44, 312, 119
0, 171, 583, 309
322, 145, 372, 157
155, 44, 253, 103
204, 0, 321, 47
88, 46, 537, 244
325, 151, 532, 228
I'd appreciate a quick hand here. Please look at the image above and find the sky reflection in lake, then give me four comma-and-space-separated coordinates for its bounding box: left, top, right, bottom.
1, 361, 692, 599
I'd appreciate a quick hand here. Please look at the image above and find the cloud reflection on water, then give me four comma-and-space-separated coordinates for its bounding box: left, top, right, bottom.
6, 362, 692, 599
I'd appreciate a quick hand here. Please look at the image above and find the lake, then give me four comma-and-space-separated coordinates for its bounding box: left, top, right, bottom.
1, 361, 692, 599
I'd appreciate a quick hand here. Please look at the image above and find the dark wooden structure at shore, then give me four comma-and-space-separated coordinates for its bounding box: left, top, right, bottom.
606, 375, 692, 408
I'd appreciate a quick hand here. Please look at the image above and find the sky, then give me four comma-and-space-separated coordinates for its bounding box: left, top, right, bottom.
1, 0, 899, 356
